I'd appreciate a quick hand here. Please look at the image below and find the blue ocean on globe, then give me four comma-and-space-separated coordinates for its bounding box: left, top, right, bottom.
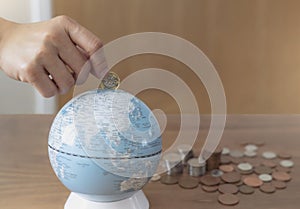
48, 89, 162, 202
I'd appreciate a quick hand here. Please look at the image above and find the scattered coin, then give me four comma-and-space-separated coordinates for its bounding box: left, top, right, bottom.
211, 169, 224, 177
150, 174, 161, 182
230, 150, 244, 158
278, 153, 292, 159
98, 71, 120, 90
221, 172, 241, 183
272, 180, 287, 189
160, 175, 178, 185
178, 177, 199, 189
239, 185, 255, 194
237, 162, 253, 172
254, 165, 272, 175
244, 150, 257, 158
218, 194, 239, 206
222, 147, 230, 155
262, 151, 277, 159
200, 175, 221, 186
262, 160, 277, 168
219, 165, 234, 173
218, 184, 239, 194
272, 171, 291, 182
202, 185, 219, 192
243, 176, 263, 187
260, 183, 276, 194
245, 144, 258, 152
279, 160, 294, 168
259, 174, 273, 182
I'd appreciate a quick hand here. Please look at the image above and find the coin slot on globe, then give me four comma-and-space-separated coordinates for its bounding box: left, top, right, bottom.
48, 87, 162, 209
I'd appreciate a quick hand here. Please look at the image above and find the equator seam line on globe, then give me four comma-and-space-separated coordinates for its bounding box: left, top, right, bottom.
49, 144, 162, 160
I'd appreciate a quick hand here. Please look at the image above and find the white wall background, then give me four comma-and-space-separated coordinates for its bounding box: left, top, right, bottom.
0, 0, 57, 114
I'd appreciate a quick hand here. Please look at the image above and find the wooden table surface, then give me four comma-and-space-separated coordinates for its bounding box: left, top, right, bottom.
0, 115, 299, 209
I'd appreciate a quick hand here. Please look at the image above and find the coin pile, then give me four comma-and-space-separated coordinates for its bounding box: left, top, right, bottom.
153, 142, 294, 206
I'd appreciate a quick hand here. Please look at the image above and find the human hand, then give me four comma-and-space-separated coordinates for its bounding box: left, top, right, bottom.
0, 16, 107, 97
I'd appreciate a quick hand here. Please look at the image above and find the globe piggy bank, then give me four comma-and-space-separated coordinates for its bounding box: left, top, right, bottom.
48, 89, 162, 207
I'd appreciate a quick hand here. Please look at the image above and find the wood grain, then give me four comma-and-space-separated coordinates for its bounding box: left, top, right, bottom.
0, 115, 299, 208
53, 0, 300, 114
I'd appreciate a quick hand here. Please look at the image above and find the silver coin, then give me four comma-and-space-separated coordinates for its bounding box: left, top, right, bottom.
279, 160, 294, 168
259, 174, 273, 182
244, 150, 257, 158
237, 163, 253, 172
262, 151, 277, 159
230, 150, 244, 158
245, 144, 258, 152
211, 169, 224, 177
188, 158, 206, 177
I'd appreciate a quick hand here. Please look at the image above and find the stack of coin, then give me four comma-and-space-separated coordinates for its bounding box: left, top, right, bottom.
187, 157, 206, 177
163, 152, 183, 176
206, 147, 222, 171
177, 144, 194, 166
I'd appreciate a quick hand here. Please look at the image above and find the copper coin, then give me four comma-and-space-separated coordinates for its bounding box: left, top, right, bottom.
202, 185, 219, 193
272, 180, 287, 189
254, 165, 272, 175
221, 155, 231, 164
219, 164, 234, 173
260, 183, 276, 193
239, 185, 255, 194
218, 194, 239, 206
230, 157, 244, 165
272, 171, 291, 182
262, 160, 277, 168
200, 175, 221, 186
218, 184, 239, 194
160, 175, 178, 185
276, 166, 291, 173
243, 176, 263, 187
178, 177, 199, 189
278, 152, 292, 159
221, 172, 241, 183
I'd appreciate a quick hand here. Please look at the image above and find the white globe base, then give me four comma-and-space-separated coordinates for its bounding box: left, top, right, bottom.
64, 191, 149, 209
